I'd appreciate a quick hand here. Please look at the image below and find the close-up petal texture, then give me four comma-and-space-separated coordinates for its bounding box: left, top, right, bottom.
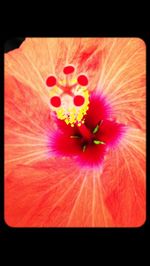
4, 38, 146, 227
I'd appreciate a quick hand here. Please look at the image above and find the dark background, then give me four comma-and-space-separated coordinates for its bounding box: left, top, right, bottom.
4, 38, 25, 53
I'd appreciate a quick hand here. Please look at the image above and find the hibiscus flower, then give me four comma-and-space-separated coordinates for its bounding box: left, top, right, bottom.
4, 38, 146, 227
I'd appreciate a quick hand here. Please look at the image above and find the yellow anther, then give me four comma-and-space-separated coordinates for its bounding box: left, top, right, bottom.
77, 114, 83, 122
65, 119, 69, 124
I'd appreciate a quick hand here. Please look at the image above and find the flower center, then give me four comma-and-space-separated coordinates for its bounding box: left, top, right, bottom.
77, 123, 93, 141
71, 121, 105, 152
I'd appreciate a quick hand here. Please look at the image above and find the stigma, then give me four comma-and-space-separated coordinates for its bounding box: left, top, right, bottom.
46, 65, 90, 127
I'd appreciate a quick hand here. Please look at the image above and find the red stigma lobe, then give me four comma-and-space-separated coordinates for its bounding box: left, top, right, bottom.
77, 75, 88, 86
63, 65, 75, 74
74, 95, 85, 106
50, 96, 61, 107
46, 76, 57, 87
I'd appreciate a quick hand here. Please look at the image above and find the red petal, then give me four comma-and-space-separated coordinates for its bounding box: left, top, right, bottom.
85, 92, 112, 130
5, 159, 83, 227
5, 38, 146, 227
5, 75, 52, 168
54, 117, 79, 135
50, 131, 82, 157
76, 143, 107, 168
98, 120, 126, 147
101, 131, 146, 227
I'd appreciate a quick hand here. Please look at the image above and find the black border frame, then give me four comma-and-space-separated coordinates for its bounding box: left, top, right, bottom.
0, 33, 149, 244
